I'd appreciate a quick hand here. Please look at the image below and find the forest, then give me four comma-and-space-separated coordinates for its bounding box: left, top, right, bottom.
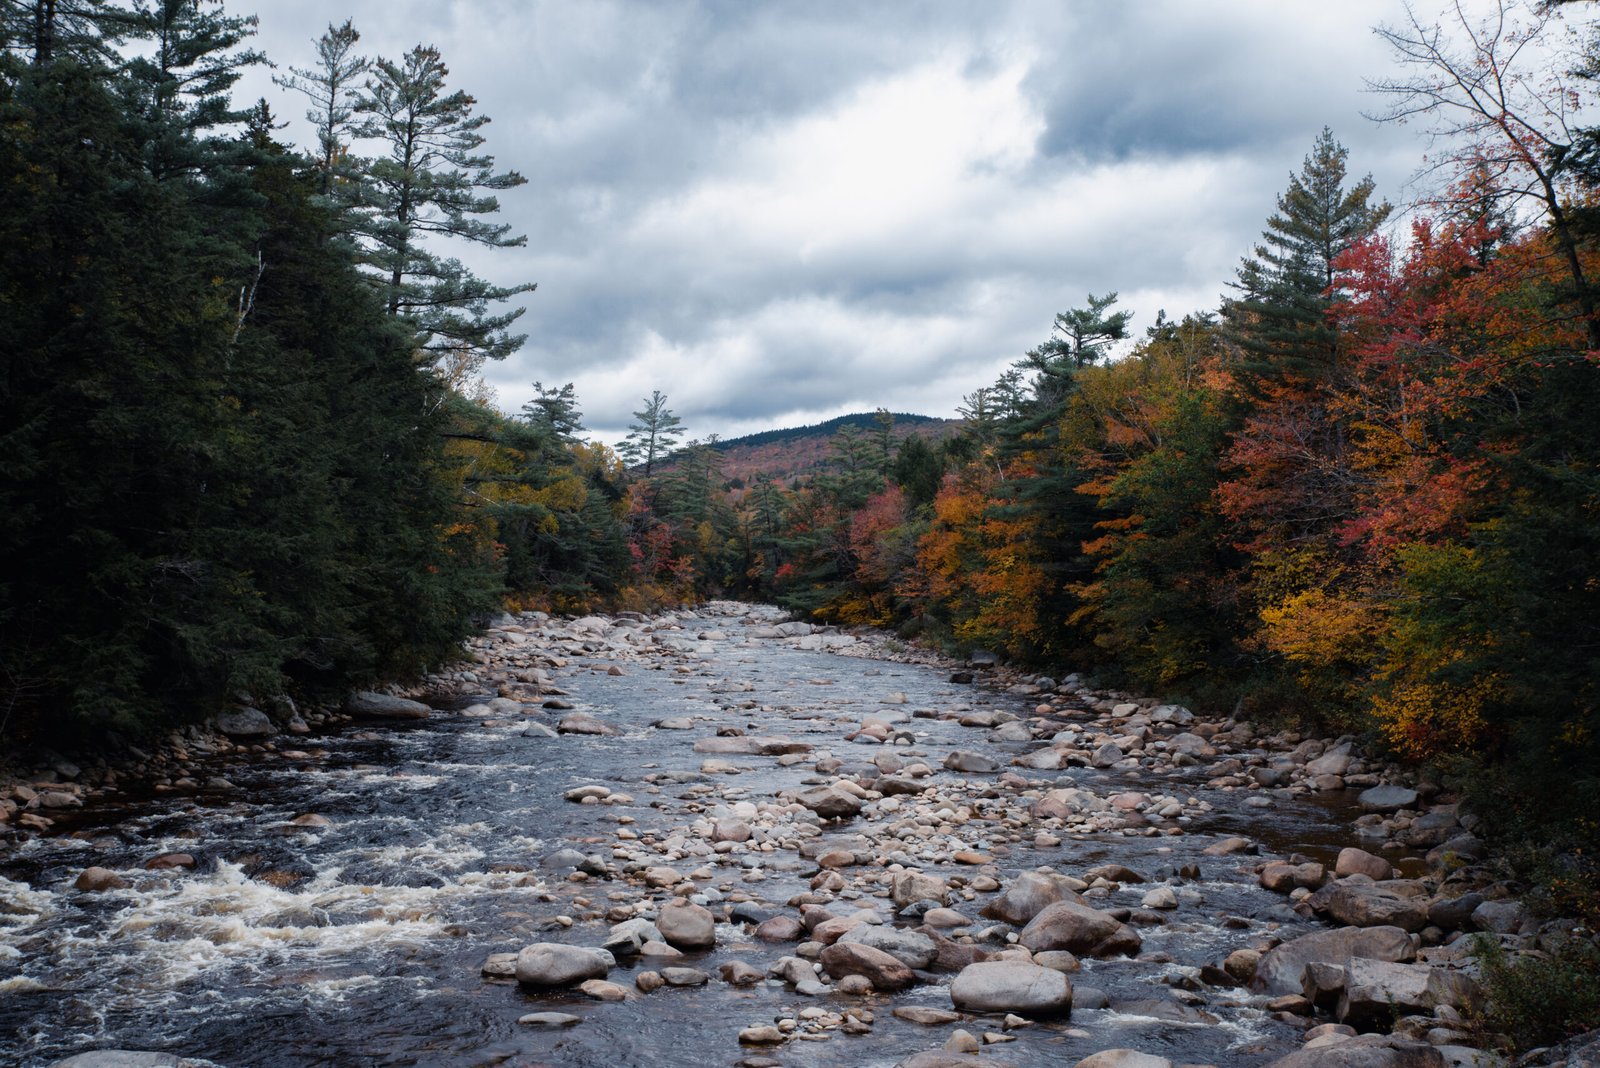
1, 2, 1597, 915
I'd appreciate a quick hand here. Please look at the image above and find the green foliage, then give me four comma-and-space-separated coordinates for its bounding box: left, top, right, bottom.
1471, 934, 1600, 1053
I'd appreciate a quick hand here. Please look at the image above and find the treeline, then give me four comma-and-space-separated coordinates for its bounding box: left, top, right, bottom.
745, 125, 1600, 906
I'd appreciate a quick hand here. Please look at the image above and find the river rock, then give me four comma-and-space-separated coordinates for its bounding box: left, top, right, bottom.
662, 966, 709, 986
948, 960, 1072, 1016
797, 785, 862, 819
214, 706, 275, 738
1426, 893, 1484, 931
657, 901, 716, 949
602, 918, 663, 956
1335, 848, 1395, 881
518, 1012, 582, 1027
1358, 785, 1419, 813
894, 1007, 964, 1025
1140, 886, 1178, 909
578, 978, 629, 1001
820, 942, 915, 990
1018, 900, 1138, 957
712, 819, 752, 843
1073, 1052, 1173, 1068
1262, 1035, 1445, 1068
1469, 899, 1529, 934
943, 751, 1000, 773
980, 871, 1076, 925
1252, 926, 1416, 995
755, 916, 804, 941
719, 960, 764, 985
74, 866, 127, 891
891, 871, 950, 909
1330, 959, 1480, 1026
346, 691, 431, 719
838, 924, 938, 969
1321, 884, 1429, 932
514, 943, 614, 987
557, 713, 622, 736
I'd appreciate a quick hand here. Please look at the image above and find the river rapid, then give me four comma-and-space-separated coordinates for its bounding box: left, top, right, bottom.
0, 603, 1404, 1068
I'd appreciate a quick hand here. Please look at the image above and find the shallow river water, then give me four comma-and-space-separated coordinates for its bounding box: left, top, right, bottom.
0, 606, 1389, 1068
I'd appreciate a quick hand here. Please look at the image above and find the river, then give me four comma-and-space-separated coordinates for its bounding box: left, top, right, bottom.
0, 604, 1395, 1067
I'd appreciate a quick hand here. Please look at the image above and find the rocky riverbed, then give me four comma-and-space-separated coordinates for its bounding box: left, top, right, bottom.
0, 603, 1579, 1067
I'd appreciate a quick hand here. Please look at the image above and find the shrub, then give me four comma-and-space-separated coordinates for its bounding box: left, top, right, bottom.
1471, 933, 1600, 1053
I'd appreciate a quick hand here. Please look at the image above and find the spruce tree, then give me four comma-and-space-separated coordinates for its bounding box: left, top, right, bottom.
1223, 128, 1390, 380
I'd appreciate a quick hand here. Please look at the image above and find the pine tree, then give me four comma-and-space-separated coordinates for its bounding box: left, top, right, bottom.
1223, 128, 1390, 381
617, 390, 685, 476
351, 43, 534, 364
273, 18, 366, 197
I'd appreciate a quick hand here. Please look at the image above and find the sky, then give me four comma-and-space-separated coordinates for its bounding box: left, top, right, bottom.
232, 0, 1510, 445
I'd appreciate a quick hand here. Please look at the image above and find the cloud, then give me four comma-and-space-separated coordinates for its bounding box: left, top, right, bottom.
237, 0, 1457, 442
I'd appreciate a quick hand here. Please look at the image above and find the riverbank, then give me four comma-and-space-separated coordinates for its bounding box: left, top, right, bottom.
2, 603, 1594, 1067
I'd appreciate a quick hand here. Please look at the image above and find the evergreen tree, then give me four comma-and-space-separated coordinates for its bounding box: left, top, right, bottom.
617, 389, 685, 476
352, 43, 534, 364
273, 18, 366, 197
1223, 128, 1389, 380
520, 381, 584, 443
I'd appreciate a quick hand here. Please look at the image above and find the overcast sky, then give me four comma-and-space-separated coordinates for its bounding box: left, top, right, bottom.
234, 0, 1516, 444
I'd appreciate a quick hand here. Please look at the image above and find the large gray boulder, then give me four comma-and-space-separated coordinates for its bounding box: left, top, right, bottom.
514, 943, 614, 987
949, 960, 1072, 1016
656, 902, 716, 949
1358, 785, 1420, 813
1019, 900, 1139, 957
345, 691, 431, 719
1252, 926, 1415, 995
796, 786, 862, 819
214, 706, 275, 738
838, 924, 938, 969
1073, 1052, 1174, 1068
980, 871, 1079, 925
820, 941, 916, 991
1261, 1034, 1445, 1068
1333, 959, 1481, 1027
1320, 884, 1429, 932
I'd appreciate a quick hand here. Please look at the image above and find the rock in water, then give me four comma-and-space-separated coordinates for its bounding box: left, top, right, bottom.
1251, 926, 1415, 995
797, 786, 862, 819
1073, 1052, 1173, 1068
345, 691, 431, 719
656, 901, 716, 949
949, 961, 1072, 1016
820, 942, 916, 991
514, 943, 613, 987
1260, 1034, 1445, 1068
1358, 785, 1419, 813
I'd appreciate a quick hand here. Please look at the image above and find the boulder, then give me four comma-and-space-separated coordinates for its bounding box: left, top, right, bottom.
557, 713, 622, 736
754, 916, 804, 942
74, 867, 127, 892
656, 902, 716, 949
345, 691, 431, 719
214, 706, 275, 738
1335, 848, 1396, 881
797, 786, 862, 819
820, 941, 916, 991
1261, 1035, 1445, 1068
943, 751, 1000, 774
1358, 785, 1419, 813
1252, 926, 1416, 995
1333, 959, 1481, 1028
838, 924, 938, 969
949, 960, 1072, 1016
1469, 899, 1529, 934
514, 943, 614, 987
891, 871, 950, 909
980, 872, 1076, 925
1073, 1052, 1173, 1068
1018, 900, 1139, 957
1321, 884, 1429, 932
48, 1055, 224, 1068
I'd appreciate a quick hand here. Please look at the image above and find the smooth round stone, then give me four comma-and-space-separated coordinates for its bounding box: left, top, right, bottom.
518, 1012, 581, 1027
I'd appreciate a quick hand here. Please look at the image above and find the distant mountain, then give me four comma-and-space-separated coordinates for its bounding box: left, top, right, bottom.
660, 412, 963, 488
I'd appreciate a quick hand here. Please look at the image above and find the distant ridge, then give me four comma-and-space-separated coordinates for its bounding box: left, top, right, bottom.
657, 411, 962, 488
709, 411, 942, 451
